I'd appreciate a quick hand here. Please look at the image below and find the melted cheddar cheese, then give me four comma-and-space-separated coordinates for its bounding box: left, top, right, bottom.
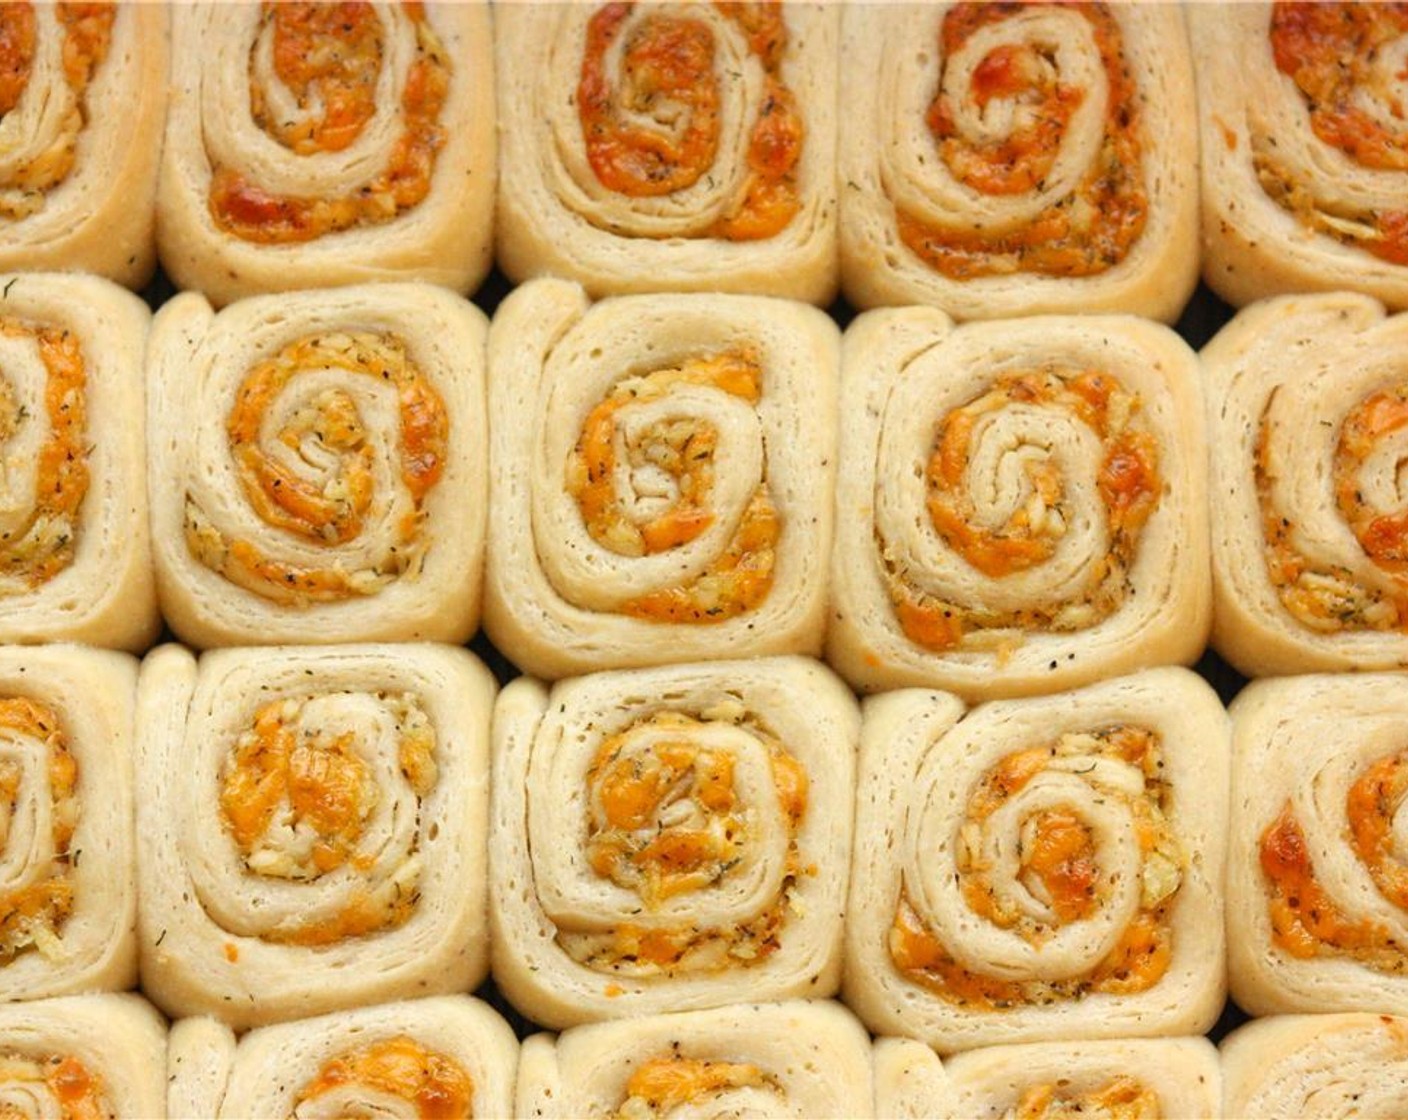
578, 2, 802, 241
0, 1052, 107, 1120
0, 4, 114, 221
890, 725, 1182, 1009
184, 330, 447, 607
0, 698, 77, 964
617, 1054, 773, 1120
209, 1, 451, 244
560, 709, 809, 978
885, 367, 1160, 651
295, 1036, 474, 1120
897, 2, 1147, 279
565, 348, 779, 624
1011, 1076, 1160, 1120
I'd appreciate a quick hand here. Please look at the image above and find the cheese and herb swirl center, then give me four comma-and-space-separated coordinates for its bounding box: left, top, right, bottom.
0, 1052, 108, 1120
294, 1036, 474, 1120
208, 1, 451, 244
895, 1, 1147, 279
892, 725, 1183, 1009
615, 1054, 777, 1120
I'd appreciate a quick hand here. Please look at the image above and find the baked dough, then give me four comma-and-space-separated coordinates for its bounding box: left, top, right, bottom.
0, 994, 167, 1119
1228, 673, 1408, 1016
490, 657, 857, 1028
875, 1036, 1220, 1118
1222, 1013, 1408, 1118
495, 4, 838, 303
166, 996, 517, 1120
845, 668, 1228, 1052
485, 278, 836, 678
839, 3, 1198, 321
148, 284, 486, 649
0, 273, 157, 651
828, 307, 1210, 700
158, 2, 494, 306
1204, 293, 1408, 676
1193, 4, 1408, 309
516, 1001, 875, 1119
136, 643, 494, 1028
0, 5, 166, 287
0, 646, 137, 1002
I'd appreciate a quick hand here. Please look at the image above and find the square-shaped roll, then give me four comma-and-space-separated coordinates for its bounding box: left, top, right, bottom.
1193, 5, 1408, 310
517, 1001, 876, 1118
149, 284, 487, 649
136, 643, 495, 1029
486, 278, 837, 678
0, 646, 137, 1002
845, 668, 1228, 1053
1222, 1014, 1408, 1118
828, 307, 1210, 701
158, 3, 494, 306
0, 274, 156, 650
167, 996, 517, 1119
1204, 293, 1408, 676
1228, 673, 1408, 1017
490, 657, 858, 1028
0, 994, 166, 1118
839, 4, 1198, 322
495, 4, 838, 303
874, 1036, 1220, 1119
0, 6, 166, 287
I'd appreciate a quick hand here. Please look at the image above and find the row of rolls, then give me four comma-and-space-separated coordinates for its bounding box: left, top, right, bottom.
16, 991, 1408, 1115
12, 2, 1408, 319
10, 270, 1408, 693
14, 994, 1408, 1119
16, 644, 1408, 1041
10, 645, 1408, 1114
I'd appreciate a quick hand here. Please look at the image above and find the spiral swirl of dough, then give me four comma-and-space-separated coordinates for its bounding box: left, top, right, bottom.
1205, 293, 1408, 675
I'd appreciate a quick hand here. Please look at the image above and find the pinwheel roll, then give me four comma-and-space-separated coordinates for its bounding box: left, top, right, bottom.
839, 3, 1198, 322
495, 4, 838, 303
0, 994, 166, 1119
0, 646, 136, 1001
876, 1037, 1220, 1119
1202, 293, 1408, 676
490, 657, 857, 1029
1193, 5, 1408, 309
486, 278, 836, 679
1222, 1013, 1408, 1118
0, 274, 156, 650
516, 1001, 875, 1119
158, 2, 494, 307
136, 643, 494, 1029
1225, 673, 1408, 1015
845, 668, 1228, 1053
149, 285, 486, 649
0, 5, 165, 287
166, 996, 516, 1120
828, 307, 1210, 701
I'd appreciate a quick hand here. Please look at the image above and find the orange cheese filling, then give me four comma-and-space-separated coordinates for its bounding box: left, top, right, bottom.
216, 691, 436, 947
579, 2, 802, 241
1256, 386, 1408, 632
897, 2, 1147, 279
566, 348, 779, 624
1260, 757, 1408, 971
185, 330, 447, 606
0, 321, 88, 589
563, 710, 808, 977
1265, 2, 1408, 266
209, 1, 450, 244
1013, 1076, 1159, 1120
0, 3, 114, 221
0, 698, 78, 963
887, 368, 1160, 651
619, 1055, 771, 1116
296, 1036, 474, 1120
0, 1053, 108, 1120
890, 725, 1180, 1009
